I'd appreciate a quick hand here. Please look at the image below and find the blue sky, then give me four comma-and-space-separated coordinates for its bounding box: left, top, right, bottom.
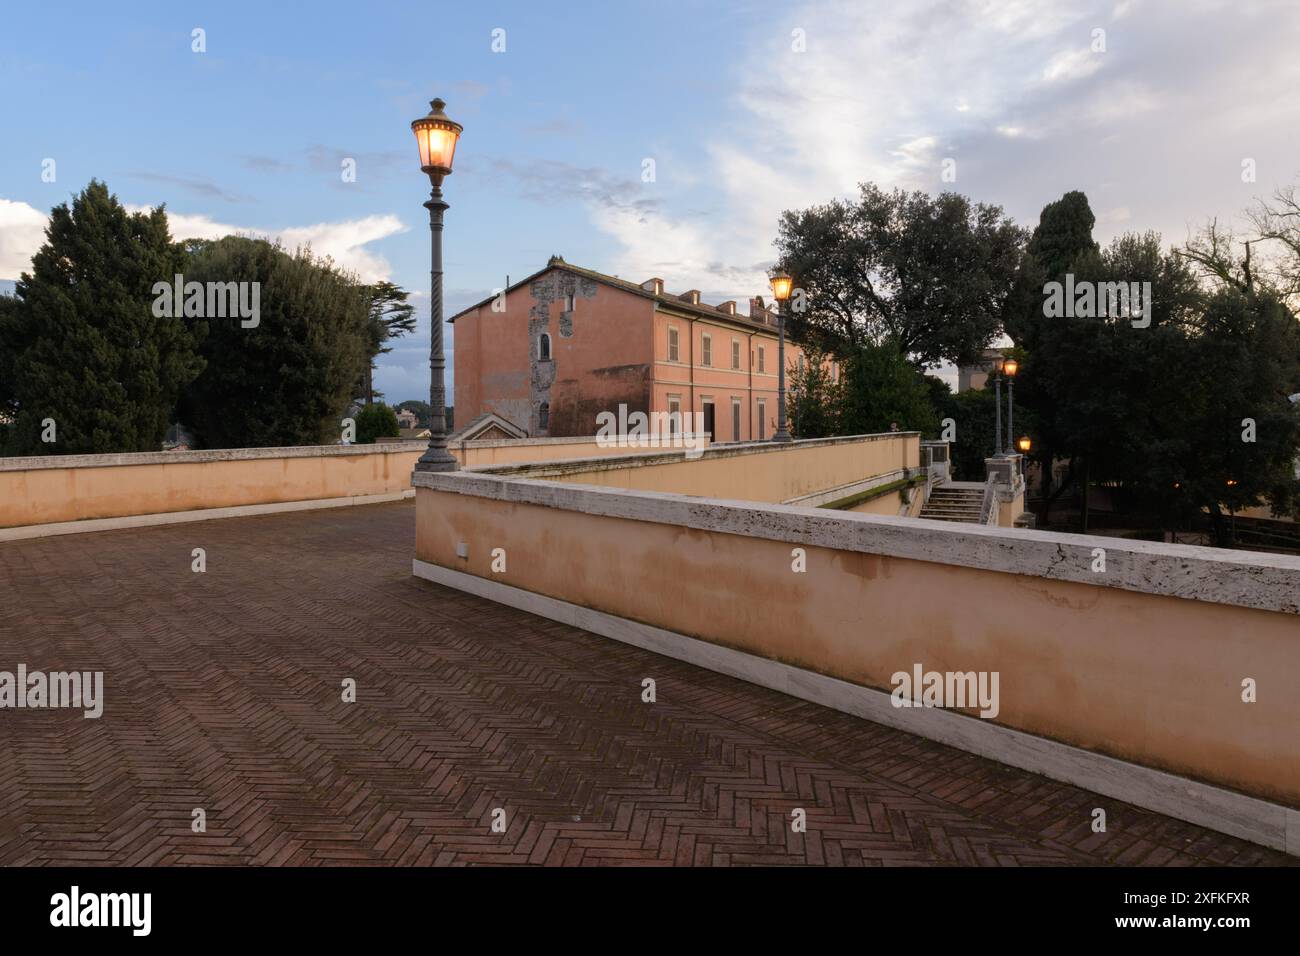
3, 0, 1299, 402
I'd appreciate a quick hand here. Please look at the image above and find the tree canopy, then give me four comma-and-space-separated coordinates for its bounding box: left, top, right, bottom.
775, 183, 1026, 368
178, 236, 369, 449
0, 180, 203, 455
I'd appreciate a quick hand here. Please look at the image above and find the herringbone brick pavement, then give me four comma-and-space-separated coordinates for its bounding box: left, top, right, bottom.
0, 501, 1290, 866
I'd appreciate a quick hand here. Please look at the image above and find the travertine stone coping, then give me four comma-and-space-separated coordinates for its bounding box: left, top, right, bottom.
412, 470, 1300, 616
0, 441, 430, 472
454, 432, 711, 450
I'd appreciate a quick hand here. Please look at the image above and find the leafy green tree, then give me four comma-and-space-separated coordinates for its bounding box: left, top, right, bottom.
775, 183, 1026, 368
360, 281, 416, 404
1162, 288, 1300, 544
355, 402, 400, 444
0, 180, 202, 454
839, 338, 940, 436
178, 237, 368, 448
786, 346, 842, 438
937, 386, 1000, 481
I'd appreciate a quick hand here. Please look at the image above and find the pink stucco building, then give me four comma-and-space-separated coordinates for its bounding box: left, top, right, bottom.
449, 256, 827, 440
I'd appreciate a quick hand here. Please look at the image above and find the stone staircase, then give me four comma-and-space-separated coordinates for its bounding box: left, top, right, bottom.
919, 482, 986, 523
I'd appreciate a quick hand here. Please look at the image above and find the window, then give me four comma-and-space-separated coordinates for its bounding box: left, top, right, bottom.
757, 347, 766, 373
538, 402, 550, 431
732, 340, 741, 369
564, 292, 575, 311
538, 332, 552, 361
702, 333, 712, 367
668, 326, 680, 362
667, 395, 682, 435
732, 399, 741, 441
757, 400, 766, 440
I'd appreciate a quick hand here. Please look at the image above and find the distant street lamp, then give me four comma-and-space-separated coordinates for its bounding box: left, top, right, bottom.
1016, 434, 1032, 479
993, 357, 1004, 456
411, 98, 463, 473
1003, 357, 1019, 456
769, 272, 794, 443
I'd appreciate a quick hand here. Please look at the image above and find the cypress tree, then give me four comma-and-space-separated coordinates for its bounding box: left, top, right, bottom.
2, 180, 202, 454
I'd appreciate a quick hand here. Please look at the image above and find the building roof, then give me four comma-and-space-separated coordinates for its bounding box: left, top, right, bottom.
447, 256, 782, 334
451, 411, 527, 442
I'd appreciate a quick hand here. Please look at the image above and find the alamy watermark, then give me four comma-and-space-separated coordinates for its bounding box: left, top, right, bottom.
890, 663, 1000, 719
1042, 273, 1151, 328
595, 404, 707, 459
0, 664, 103, 718
50, 886, 150, 936
152, 274, 260, 328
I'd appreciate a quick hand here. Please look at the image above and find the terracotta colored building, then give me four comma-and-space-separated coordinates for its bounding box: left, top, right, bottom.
449, 256, 826, 441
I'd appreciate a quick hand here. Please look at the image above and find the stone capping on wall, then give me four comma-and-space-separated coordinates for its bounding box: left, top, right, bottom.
463, 431, 918, 479
412, 469, 1300, 616
0, 441, 431, 473
453, 432, 712, 452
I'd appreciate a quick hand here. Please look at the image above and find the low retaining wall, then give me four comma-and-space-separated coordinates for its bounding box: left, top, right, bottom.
411, 451, 1300, 852
479, 432, 919, 505
0, 442, 430, 529
0, 434, 707, 532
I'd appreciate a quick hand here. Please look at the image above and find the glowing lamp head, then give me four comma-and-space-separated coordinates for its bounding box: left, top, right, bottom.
769, 272, 793, 302
1003, 358, 1019, 377
1016, 435, 1032, 453
411, 98, 462, 176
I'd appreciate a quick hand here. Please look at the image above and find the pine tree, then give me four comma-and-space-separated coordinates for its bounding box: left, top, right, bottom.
2, 180, 202, 454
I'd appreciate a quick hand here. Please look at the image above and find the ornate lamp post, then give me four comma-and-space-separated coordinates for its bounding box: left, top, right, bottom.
769, 272, 794, 443
993, 357, 1004, 457
411, 98, 463, 473
1002, 357, 1019, 456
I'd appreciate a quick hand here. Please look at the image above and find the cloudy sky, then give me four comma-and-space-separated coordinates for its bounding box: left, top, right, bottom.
2, 0, 1298, 402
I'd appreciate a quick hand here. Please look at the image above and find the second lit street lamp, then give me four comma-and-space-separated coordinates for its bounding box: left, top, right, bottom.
411, 98, 463, 473
1002, 357, 1018, 456
769, 272, 793, 443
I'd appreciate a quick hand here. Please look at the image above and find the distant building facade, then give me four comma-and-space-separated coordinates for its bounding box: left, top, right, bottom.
956, 347, 1006, 393
449, 256, 829, 440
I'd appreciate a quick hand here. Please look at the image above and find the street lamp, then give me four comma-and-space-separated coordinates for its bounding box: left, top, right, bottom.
1016, 434, 1031, 480
1002, 357, 1019, 456
769, 272, 793, 443
411, 98, 463, 473
992, 356, 1004, 456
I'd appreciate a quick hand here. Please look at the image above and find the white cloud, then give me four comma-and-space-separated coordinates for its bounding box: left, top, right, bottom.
584, 0, 1300, 299
276, 215, 408, 283
1042, 47, 1104, 83
133, 207, 409, 283
0, 199, 48, 280
2, 199, 408, 285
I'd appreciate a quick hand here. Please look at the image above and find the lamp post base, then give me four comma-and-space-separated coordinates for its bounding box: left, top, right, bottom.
414, 446, 459, 472
772, 428, 793, 443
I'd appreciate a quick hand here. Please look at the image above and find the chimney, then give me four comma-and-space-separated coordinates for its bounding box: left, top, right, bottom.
749, 296, 766, 318
679, 289, 701, 305
640, 277, 664, 295
715, 300, 736, 315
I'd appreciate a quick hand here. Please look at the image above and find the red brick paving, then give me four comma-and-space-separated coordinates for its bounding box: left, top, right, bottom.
0, 500, 1290, 866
